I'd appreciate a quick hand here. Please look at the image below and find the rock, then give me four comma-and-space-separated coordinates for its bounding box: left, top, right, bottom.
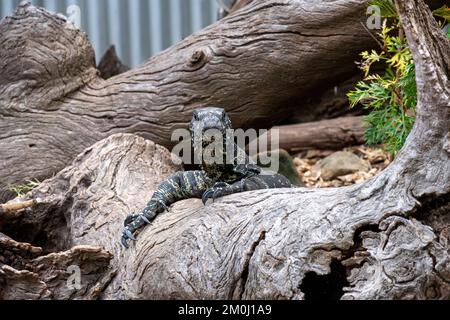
253, 149, 304, 186
314, 151, 370, 181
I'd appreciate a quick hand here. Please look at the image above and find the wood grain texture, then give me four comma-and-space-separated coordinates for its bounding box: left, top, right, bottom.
0, 0, 375, 201
259, 116, 366, 152
0, 231, 113, 300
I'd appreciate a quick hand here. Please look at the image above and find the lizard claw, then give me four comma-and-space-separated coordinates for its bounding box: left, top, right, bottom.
121, 211, 157, 248
121, 236, 129, 249
202, 189, 215, 205
141, 215, 151, 224
124, 229, 137, 241
158, 200, 170, 212
121, 227, 137, 249
121, 206, 161, 249
202, 182, 229, 205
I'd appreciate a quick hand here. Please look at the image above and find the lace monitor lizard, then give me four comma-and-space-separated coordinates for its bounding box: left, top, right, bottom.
121, 107, 293, 248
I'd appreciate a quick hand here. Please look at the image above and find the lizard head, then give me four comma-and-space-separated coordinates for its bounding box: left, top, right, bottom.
189, 107, 233, 147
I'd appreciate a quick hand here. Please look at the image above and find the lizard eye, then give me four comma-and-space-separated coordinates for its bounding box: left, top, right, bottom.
221, 110, 232, 129
221, 110, 227, 120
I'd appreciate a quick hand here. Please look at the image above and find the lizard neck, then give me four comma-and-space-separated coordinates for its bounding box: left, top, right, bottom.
200, 144, 252, 182
200, 138, 236, 180
198, 131, 252, 180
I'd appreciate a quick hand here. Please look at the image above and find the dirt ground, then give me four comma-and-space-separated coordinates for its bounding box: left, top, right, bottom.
294, 145, 392, 188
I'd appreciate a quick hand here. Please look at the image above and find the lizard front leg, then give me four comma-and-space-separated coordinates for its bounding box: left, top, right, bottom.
121, 170, 212, 248
232, 163, 261, 180
202, 173, 292, 204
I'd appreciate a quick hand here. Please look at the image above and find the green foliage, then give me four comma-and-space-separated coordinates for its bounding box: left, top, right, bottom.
348, 4, 449, 156
433, 6, 450, 34
348, 20, 416, 156
8, 179, 41, 198
433, 5, 450, 22
369, 1, 450, 23
368, 0, 397, 18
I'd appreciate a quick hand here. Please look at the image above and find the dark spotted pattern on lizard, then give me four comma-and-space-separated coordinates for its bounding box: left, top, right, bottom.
121, 107, 293, 248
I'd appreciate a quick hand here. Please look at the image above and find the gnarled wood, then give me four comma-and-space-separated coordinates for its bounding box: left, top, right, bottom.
0, 0, 376, 201
0, 231, 113, 300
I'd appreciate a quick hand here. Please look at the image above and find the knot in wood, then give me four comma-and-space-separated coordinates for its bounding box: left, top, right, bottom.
188, 49, 206, 67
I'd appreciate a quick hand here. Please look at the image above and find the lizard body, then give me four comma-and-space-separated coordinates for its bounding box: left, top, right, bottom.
121, 107, 293, 247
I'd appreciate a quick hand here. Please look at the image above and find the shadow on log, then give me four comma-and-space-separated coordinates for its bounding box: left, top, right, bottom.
0, 0, 449, 300
97, 46, 130, 80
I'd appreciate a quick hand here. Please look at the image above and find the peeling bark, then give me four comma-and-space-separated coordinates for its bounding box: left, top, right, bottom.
0, 232, 113, 300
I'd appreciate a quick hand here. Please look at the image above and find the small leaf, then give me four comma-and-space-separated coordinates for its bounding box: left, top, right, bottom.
433, 6, 450, 22
369, 0, 398, 18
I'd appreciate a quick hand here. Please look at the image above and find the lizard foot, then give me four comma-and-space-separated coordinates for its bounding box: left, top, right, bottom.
121, 227, 137, 249
124, 212, 140, 226
202, 182, 230, 205
121, 212, 156, 248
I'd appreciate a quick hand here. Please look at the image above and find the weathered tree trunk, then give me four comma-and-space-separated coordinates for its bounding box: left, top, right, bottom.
0, 0, 449, 300
0, 0, 377, 201
259, 116, 367, 152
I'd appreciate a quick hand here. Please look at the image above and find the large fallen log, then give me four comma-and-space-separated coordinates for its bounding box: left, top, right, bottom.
0, 0, 378, 201
0, 0, 449, 300
258, 116, 366, 152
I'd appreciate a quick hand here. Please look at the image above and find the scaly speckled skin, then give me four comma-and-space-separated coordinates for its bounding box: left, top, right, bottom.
121, 107, 293, 248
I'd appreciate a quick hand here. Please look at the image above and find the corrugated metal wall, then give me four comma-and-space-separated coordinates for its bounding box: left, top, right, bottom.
0, 0, 220, 67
